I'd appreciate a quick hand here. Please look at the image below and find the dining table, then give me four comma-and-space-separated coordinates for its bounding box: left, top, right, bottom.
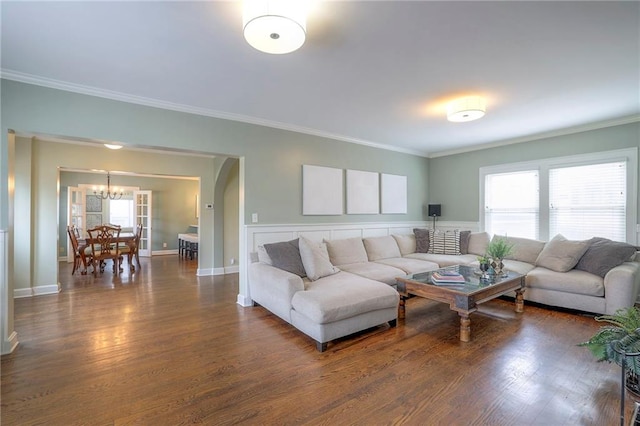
78, 233, 137, 274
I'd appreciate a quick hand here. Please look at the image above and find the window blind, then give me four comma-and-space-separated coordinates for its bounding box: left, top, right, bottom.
485, 170, 539, 239
549, 161, 626, 241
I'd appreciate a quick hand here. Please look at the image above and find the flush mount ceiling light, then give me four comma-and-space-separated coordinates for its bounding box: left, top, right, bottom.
243, 0, 307, 54
104, 143, 123, 150
447, 96, 486, 122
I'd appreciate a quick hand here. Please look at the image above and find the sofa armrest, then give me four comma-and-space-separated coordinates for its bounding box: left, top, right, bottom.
603, 261, 640, 314
248, 262, 305, 323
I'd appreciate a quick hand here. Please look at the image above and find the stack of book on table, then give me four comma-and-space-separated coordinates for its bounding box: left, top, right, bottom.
431, 270, 466, 284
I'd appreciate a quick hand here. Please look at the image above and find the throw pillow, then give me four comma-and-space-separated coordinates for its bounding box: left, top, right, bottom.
324, 237, 369, 266
574, 237, 638, 278
535, 234, 590, 272
428, 229, 461, 255
363, 236, 402, 261
257, 245, 272, 265
298, 237, 340, 281
392, 234, 416, 256
264, 239, 306, 277
459, 230, 471, 254
413, 228, 430, 253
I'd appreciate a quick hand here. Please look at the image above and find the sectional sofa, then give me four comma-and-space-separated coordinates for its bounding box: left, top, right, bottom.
249, 231, 640, 351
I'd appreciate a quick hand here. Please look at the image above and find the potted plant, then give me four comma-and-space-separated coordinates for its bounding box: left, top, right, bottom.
579, 307, 640, 397
477, 255, 491, 279
485, 237, 514, 276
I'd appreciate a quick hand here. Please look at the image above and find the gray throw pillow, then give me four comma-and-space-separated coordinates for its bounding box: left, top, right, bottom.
574, 237, 637, 278
459, 230, 471, 254
264, 239, 306, 277
413, 228, 430, 253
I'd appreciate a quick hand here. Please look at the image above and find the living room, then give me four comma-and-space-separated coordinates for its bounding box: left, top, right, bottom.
1, 1, 639, 423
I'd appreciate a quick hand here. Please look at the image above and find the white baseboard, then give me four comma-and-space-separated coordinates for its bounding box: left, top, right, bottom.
237, 294, 253, 307
14, 283, 60, 298
34, 284, 61, 296
224, 265, 239, 274
152, 249, 179, 256
196, 268, 216, 276
13, 288, 32, 298
1, 331, 19, 355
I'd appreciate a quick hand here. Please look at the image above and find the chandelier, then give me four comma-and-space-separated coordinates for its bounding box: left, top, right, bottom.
94, 172, 123, 200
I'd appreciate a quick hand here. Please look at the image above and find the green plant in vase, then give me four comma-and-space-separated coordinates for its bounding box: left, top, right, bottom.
579, 307, 640, 397
486, 237, 514, 277
477, 255, 491, 279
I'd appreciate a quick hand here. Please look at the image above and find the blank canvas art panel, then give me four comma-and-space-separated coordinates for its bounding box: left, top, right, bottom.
381, 173, 407, 214
302, 165, 343, 215
346, 169, 379, 214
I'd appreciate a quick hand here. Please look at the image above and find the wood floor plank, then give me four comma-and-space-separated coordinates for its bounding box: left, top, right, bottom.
1, 256, 636, 425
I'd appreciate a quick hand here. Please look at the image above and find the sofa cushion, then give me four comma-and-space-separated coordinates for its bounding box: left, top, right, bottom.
291, 272, 399, 324
535, 234, 590, 273
375, 257, 439, 274
264, 239, 306, 277
405, 252, 477, 267
338, 262, 407, 286
501, 259, 537, 275
467, 232, 490, 256
526, 267, 604, 297
428, 230, 461, 255
497, 235, 546, 264
413, 228, 430, 253
574, 237, 638, 278
392, 234, 416, 256
325, 237, 369, 266
299, 237, 340, 281
363, 236, 402, 261
459, 230, 472, 254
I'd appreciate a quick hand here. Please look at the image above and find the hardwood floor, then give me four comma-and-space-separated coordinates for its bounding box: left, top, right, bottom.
1, 256, 634, 425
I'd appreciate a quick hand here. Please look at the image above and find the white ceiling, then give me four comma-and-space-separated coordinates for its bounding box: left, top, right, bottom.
1, 1, 639, 157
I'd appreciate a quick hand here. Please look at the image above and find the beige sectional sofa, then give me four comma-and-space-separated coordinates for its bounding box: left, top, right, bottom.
249, 231, 640, 351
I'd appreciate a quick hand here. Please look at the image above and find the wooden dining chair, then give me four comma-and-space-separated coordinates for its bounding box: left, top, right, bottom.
86, 225, 122, 276
67, 225, 93, 275
133, 223, 143, 268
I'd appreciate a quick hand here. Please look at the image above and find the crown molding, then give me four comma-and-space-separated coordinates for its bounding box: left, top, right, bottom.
428, 114, 640, 158
1, 70, 430, 158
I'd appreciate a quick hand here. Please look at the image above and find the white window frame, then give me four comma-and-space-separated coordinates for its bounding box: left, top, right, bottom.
479, 148, 638, 243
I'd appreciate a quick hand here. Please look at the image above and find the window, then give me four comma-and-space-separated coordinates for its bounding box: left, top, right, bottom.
485, 170, 539, 239
109, 199, 134, 228
480, 148, 637, 242
549, 161, 626, 241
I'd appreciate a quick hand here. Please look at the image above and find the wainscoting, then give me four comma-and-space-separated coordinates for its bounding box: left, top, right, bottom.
238, 221, 479, 306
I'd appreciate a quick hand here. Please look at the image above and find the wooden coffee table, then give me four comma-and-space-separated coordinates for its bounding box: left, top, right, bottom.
396, 265, 525, 342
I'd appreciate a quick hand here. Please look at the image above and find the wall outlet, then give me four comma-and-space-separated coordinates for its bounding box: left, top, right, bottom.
163, 242, 167, 248
252, 213, 258, 223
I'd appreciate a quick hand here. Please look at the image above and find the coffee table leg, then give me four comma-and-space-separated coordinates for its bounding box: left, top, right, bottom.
398, 296, 406, 320
459, 313, 471, 342
515, 289, 525, 313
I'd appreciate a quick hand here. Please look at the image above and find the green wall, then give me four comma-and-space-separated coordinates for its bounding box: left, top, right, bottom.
1, 79, 431, 230
59, 171, 200, 256
428, 122, 640, 222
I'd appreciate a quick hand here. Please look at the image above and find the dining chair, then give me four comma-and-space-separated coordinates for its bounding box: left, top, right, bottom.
67, 225, 93, 275
133, 223, 143, 267
86, 225, 122, 276
118, 223, 143, 271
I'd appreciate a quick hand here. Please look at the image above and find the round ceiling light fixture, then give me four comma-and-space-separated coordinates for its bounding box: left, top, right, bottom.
447, 96, 486, 122
243, 0, 307, 54
104, 143, 123, 150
